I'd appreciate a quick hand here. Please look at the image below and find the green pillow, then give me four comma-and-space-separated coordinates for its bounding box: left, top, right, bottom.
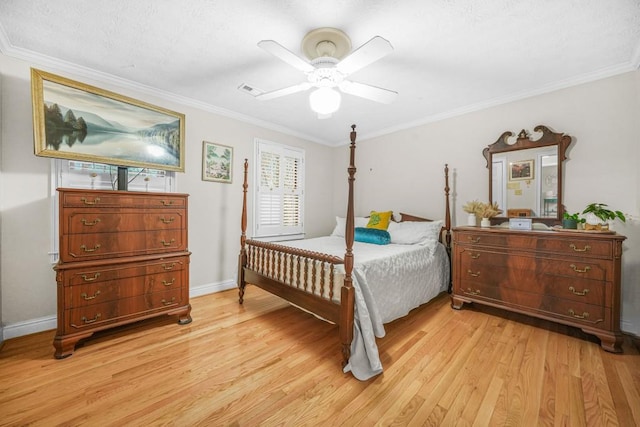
354, 227, 391, 245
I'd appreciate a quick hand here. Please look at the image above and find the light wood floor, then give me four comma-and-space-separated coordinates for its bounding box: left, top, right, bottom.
1, 287, 639, 426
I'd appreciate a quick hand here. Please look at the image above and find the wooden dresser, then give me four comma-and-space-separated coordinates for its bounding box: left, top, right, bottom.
53, 188, 192, 358
451, 226, 626, 352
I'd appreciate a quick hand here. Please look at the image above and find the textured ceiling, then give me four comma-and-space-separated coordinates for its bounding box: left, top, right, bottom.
1, 0, 639, 145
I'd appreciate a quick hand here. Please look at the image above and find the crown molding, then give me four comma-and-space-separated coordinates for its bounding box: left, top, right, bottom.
0, 34, 330, 146
351, 61, 638, 146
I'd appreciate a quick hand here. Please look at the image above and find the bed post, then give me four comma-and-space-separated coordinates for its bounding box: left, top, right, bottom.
444, 163, 452, 292
341, 124, 357, 367
238, 159, 249, 304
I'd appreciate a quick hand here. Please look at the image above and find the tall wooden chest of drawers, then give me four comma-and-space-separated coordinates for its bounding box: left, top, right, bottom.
53, 188, 192, 358
451, 226, 626, 352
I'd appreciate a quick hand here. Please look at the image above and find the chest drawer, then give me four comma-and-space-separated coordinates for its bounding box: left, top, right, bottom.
60, 230, 186, 262
63, 210, 186, 234
64, 288, 187, 331
59, 256, 188, 287
61, 191, 187, 209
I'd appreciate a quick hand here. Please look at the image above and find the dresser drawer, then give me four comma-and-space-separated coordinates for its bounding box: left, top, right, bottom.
459, 249, 609, 281
454, 284, 610, 329
60, 230, 186, 262
63, 288, 187, 331
63, 210, 186, 234
458, 273, 608, 306
455, 229, 614, 259
61, 191, 187, 209
454, 231, 510, 248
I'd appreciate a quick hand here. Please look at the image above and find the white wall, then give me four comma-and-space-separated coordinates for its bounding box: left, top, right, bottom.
333, 71, 640, 336
0, 53, 337, 337
2, 50, 639, 340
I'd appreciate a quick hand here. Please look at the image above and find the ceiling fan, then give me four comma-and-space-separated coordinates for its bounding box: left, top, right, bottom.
242, 28, 398, 118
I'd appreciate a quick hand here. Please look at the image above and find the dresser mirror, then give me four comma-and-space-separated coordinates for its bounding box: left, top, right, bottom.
483, 125, 573, 225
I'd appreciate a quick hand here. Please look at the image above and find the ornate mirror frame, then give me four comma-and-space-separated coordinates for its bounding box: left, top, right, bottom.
483, 125, 573, 226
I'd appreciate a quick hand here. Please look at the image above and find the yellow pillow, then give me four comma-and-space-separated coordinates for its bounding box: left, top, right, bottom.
366, 210, 393, 230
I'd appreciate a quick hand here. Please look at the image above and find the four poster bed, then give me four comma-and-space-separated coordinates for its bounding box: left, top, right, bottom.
237, 125, 452, 380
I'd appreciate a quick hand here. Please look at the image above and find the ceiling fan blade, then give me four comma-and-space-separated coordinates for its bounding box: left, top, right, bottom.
336, 36, 393, 75
255, 82, 311, 100
339, 80, 397, 104
258, 40, 315, 73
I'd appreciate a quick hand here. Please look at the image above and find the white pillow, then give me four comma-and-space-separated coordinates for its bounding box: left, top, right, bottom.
388, 220, 443, 245
331, 216, 369, 237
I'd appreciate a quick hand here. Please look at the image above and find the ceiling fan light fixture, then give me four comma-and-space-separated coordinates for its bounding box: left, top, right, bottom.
309, 87, 341, 115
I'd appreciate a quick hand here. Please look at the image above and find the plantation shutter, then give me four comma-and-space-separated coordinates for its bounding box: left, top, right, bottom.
254, 140, 304, 239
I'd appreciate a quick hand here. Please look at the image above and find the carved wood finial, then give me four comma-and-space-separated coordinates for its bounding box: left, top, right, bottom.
518, 129, 529, 139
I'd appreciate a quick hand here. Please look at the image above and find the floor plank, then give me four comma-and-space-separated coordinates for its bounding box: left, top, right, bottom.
0, 287, 638, 426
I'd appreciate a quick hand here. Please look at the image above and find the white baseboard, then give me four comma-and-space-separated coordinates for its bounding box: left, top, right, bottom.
2, 315, 57, 340
1, 280, 237, 341
190, 279, 236, 298
621, 320, 637, 336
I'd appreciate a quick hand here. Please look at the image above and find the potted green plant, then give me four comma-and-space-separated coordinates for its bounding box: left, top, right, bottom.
582, 203, 626, 231
562, 212, 584, 229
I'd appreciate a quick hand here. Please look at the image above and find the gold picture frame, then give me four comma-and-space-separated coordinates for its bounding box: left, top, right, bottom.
202, 141, 233, 183
31, 68, 185, 172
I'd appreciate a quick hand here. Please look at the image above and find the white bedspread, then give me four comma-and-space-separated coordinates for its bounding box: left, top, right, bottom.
279, 236, 450, 380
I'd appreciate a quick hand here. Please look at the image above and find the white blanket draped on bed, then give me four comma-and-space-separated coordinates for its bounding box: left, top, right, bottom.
280, 235, 450, 381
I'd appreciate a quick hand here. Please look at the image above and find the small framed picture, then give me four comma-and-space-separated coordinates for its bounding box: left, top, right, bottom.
509, 159, 534, 181
202, 141, 233, 183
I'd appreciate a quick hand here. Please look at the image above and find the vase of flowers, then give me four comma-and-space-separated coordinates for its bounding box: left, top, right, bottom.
463, 200, 502, 227
462, 200, 483, 226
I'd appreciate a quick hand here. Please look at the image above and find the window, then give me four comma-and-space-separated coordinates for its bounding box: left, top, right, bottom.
49, 159, 175, 262
253, 139, 305, 240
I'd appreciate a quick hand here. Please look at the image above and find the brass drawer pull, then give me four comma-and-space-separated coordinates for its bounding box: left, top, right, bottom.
160, 217, 175, 224
467, 269, 480, 277
81, 290, 101, 301
568, 309, 589, 319
162, 278, 175, 286
161, 239, 175, 247
80, 197, 100, 205
569, 286, 589, 296
81, 218, 101, 226
81, 313, 101, 324
464, 288, 481, 296
570, 264, 591, 274
569, 244, 591, 252
80, 244, 101, 253
470, 253, 481, 259
162, 263, 176, 270
467, 236, 480, 243
161, 200, 174, 206
161, 297, 176, 306
81, 272, 101, 282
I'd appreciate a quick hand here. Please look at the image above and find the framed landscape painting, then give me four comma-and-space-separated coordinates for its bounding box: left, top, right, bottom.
202, 141, 233, 183
31, 68, 185, 172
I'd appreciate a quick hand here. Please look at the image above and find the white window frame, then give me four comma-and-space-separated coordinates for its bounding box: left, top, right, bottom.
49, 159, 176, 263
253, 139, 305, 241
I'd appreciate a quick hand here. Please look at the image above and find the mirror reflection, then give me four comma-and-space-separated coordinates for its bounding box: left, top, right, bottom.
484, 125, 573, 225
492, 147, 557, 218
